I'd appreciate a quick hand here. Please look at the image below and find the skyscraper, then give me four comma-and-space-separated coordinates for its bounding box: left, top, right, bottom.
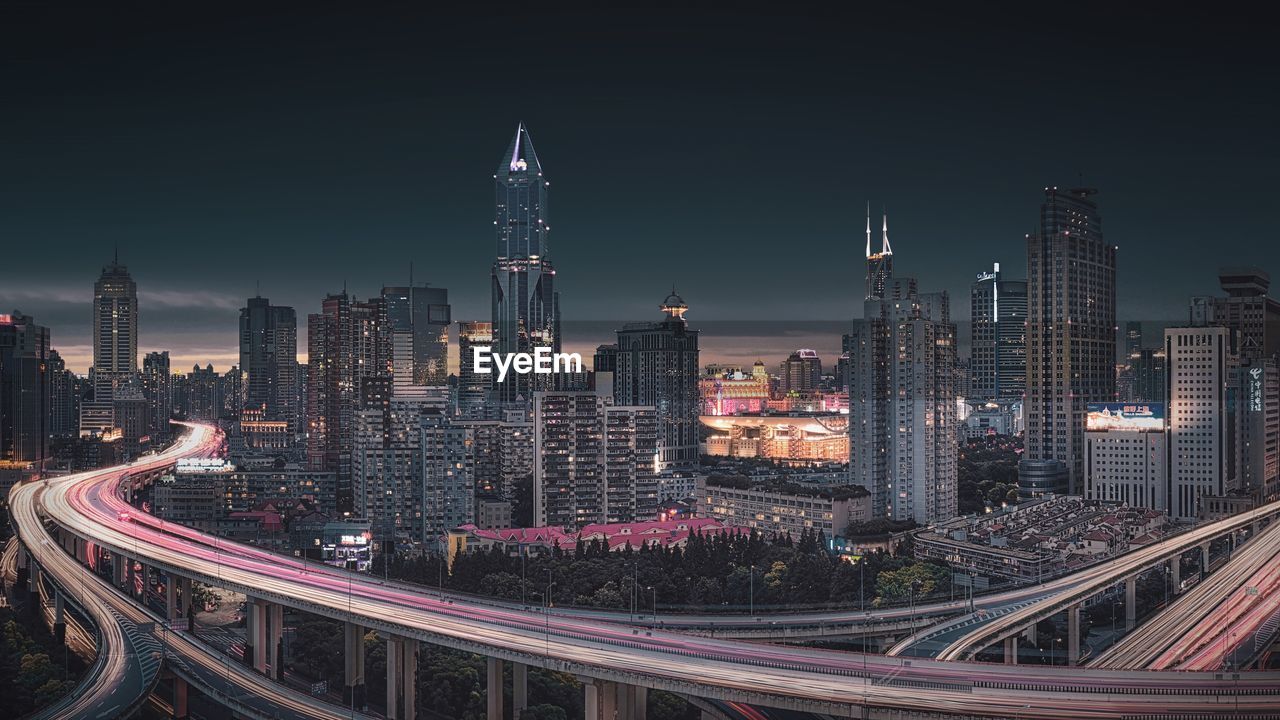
239, 296, 298, 432
1165, 326, 1232, 521
614, 291, 700, 469
1020, 187, 1116, 497
307, 293, 354, 479
847, 233, 957, 524
969, 263, 1028, 403
46, 349, 79, 438
382, 284, 451, 397
491, 123, 560, 403
0, 311, 50, 464
82, 257, 138, 434
865, 207, 893, 302
142, 351, 172, 440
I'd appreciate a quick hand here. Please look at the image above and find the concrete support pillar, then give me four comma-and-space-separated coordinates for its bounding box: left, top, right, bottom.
268, 602, 284, 679
244, 597, 268, 673
165, 576, 178, 621
173, 676, 189, 719
584, 679, 624, 720
1125, 577, 1137, 630
54, 592, 66, 644
343, 622, 366, 708
584, 681, 599, 720
513, 661, 528, 715
126, 558, 137, 599
28, 564, 41, 605
1003, 636, 1018, 665
634, 686, 647, 720
1171, 555, 1182, 594
1067, 603, 1081, 666
487, 657, 504, 720
113, 554, 126, 588
1023, 623, 1037, 645
387, 635, 418, 720
74, 537, 87, 564
1200, 541, 1210, 573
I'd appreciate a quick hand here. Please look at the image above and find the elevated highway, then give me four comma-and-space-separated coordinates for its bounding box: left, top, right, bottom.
21, 423, 1280, 719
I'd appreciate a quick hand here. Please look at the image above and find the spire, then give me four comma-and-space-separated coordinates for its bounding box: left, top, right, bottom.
500, 122, 543, 175
881, 210, 893, 256
865, 202, 872, 258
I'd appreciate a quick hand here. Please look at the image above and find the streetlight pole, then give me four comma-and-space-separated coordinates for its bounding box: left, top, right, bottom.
749, 564, 755, 617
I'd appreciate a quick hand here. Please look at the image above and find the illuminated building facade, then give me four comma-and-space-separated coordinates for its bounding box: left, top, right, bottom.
701, 414, 849, 464
457, 321, 494, 417
700, 361, 770, 415
492, 123, 560, 403
142, 351, 172, 442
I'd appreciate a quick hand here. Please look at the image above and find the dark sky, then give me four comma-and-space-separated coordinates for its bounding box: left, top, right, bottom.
3, 4, 1277, 372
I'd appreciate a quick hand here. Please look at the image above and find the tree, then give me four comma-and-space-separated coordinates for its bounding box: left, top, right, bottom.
520, 704, 568, 720
875, 562, 950, 602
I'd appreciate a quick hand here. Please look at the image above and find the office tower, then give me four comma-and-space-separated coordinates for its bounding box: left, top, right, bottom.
1129, 347, 1167, 403
491, 123, 560, 403
141, 351, 172, 440
422, 411, 476, 540
533, 391, 659, 528
456, 321, 493, 417
613, 291, 700, 469
781, 349, 822, 395
1125, 321, 1144, 357
383, 285, 450, 398
1085, 403, 1168, 510
1021, 187, 1116, 497
847, 243, 958, 524
46, 350, 79, 438
239, 296, 298, 432
1229, 357, 1280, 504
1197, 268, 1280, 360
82, 257, 138, 434
969, 263, 1028, 403
113, 390, 150, 459
0, 311, 50, 464
1166, 327, 1233, 521
864, 208, 893, 301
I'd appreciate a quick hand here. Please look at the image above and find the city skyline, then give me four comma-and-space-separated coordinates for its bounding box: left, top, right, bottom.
5, 6, 1277, 376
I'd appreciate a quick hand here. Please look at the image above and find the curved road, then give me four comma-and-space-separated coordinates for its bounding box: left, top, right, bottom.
25, 423, 1280, 718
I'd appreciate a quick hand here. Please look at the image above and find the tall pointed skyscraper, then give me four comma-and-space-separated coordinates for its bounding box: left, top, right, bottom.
491, 123, 560, 403
865, 206, 894, 301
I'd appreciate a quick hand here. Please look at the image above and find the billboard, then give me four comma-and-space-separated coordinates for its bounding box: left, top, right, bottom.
1086, 403, 1165, 432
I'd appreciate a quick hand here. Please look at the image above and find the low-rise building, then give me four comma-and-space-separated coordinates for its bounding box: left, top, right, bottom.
694, 475, 870, 537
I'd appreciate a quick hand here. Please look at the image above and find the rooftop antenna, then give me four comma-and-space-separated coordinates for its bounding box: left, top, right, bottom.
865, 202, 871, 258
255, 279, 261, 298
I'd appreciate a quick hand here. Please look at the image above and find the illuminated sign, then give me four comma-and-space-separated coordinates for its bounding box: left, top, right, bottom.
175, 458, 235, 473
975, 272, 997, 282
1250, 367, 1264, 413
1086, 403, 1165, 432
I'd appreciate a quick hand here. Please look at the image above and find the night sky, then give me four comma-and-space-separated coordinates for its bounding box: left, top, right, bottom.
3, 5, 1277, 373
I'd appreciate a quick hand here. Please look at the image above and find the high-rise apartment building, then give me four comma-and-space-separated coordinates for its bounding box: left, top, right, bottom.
1021, 187, 1116, 497
847, 234, 958, 525
0, 311, 50, 464
864, 209, 893, 302
142, 351, 172, 440
307, 293, 354, 479
969, 263, 1028, 403
1166, 326, 1233, 521
1198, 268, 1280, 360
239, 296, 298, 433
422, 410, 476, 540
533, 391, 659, 528
491, 123, 560, 403
354, 399, 435, 544
614, 291, 700, 469
82, 258, 138, 434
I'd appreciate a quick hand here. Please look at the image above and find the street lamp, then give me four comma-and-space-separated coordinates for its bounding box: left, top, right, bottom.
749, 564, 756, 617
